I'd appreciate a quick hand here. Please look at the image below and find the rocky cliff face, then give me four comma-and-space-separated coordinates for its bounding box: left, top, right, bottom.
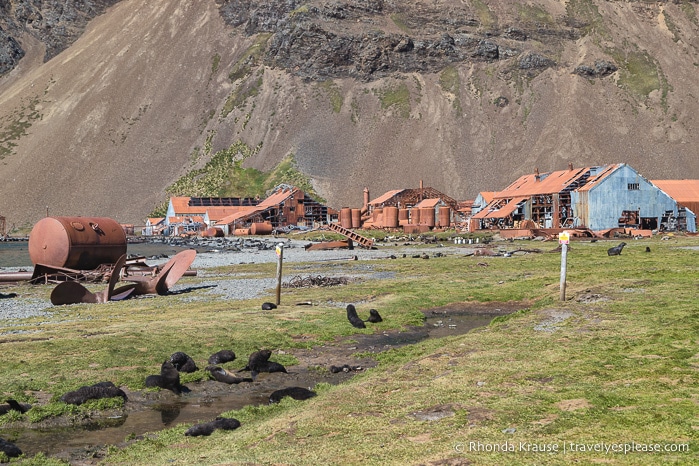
0, 0, 119, 72
1, 0, 699, 226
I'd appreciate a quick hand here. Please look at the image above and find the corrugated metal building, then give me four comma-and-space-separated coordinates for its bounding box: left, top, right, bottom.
473, 164, 697, 233
651, 180, 699, 230
572, 164, 696, 232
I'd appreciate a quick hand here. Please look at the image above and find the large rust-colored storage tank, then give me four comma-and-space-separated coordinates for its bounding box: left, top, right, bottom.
438, 207, 451, 227
411, 208, 421, 225
384, 206, 399, 228
351, 209, 361, 229
421, 208, 435, 227
28, 217, 127, 270
340, 208, 352, 229
250, 222, 273, 235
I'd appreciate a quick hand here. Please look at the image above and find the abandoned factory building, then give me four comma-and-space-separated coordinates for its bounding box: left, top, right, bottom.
472, 163, 697, 233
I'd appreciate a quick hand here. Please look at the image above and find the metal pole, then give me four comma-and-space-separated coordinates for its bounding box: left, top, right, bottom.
560, 242, 567, 301
275, 243, 284, 305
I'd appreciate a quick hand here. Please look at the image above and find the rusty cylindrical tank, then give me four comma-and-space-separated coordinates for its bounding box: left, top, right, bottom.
411, 208, 421, 225
201, 227, 224, 238
438, 206, 451, 227
28, 217, 126, 270
351, 209, 361, 229
340, 208, 352, 229
421, 208, 435, 227
384, 206, 399, 228
250, 222, 273, 235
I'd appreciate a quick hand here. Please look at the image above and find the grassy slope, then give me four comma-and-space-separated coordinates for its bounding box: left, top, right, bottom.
2, 236, 699, 465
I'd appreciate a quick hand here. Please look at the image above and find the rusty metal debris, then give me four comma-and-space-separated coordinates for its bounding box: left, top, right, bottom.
283, 275, 351, 288
121, 249, 197, 295
50, 254, 135, 305
48, 250, 197, 305
304, 239, 354, 251
327, 223, 375, 248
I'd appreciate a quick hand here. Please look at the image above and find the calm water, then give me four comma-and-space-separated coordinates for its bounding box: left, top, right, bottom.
0, 240, 187, 268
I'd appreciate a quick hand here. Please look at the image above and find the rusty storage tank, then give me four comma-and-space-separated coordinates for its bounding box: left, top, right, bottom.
234, 228, 251, 236
202, 227, 225, 238
399, 208, 409, 225
384, 206, 399, 228
351, 209, 361, 229
28, 216, 127, 270
438, 207, 451, 227
340, 208, 352, 229
250, 222, 273, 235
421, 208, 435, 227
411, 208, 421, 225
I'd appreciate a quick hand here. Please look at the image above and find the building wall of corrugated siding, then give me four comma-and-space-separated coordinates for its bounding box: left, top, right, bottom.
572, 165, 680, 230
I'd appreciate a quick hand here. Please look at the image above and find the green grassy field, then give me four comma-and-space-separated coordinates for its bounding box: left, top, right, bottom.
1, 235, 698, 465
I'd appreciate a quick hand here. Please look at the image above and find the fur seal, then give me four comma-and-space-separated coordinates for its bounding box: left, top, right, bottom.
145, 360, 183, 394
170, 352, 199, 373
207, 366, 253, 384
60, 381, 127, 405
0, 399, 31, 415
269, 387, 317, 404
184, 416, 241, 437
208, 350, 236, 365
607, 242, 627, 256
261, 302, 277, 310
0, 437, 22, 458
238, 350, 286, 378
366, 309, 383, 323
346, 304, 366, 329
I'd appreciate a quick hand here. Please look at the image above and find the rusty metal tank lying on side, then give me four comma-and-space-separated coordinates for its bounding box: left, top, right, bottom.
28, 217, 127, 270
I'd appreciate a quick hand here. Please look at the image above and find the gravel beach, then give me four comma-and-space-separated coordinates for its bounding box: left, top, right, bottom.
0, 236, 488, 323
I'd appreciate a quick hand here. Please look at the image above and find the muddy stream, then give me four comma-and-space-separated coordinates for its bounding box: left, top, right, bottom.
3, 302, 521, 464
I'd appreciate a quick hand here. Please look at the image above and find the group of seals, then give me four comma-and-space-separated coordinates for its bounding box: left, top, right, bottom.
238, 349, 288, 378
346, 304, 383, 329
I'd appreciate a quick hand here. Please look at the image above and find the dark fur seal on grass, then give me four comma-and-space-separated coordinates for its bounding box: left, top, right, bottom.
238, 350, 287, 378
60, 381, 127, 405
207, 366, 253, 384
607, 242, 626, 256
269, 387, 317, 404
0, 437, 22, 458
184, 416, 241, 437
261, 302, 277, 310
346, 304, 366, 329
208, 350, 236, 365
145, 360, 183, 394
0, 399, 31, 415
366, 309, 383, 323
170, 351, 199, 373
238, 349, 272, 372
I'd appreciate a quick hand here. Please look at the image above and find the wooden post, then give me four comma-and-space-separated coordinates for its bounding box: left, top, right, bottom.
560, 242, 567, 301
275, 243, 284, 305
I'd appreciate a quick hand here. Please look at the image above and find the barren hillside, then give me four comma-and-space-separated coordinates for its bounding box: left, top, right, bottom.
1, 0, 698, 227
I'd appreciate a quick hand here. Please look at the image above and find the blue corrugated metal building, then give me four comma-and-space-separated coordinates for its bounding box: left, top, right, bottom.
572, 164, 696, 232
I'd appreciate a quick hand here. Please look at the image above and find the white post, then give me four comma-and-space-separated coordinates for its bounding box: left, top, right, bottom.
275, 243, 284, 305
560, 242, 567, 301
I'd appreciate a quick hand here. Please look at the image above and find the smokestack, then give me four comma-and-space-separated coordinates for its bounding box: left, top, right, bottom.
568, 162, 574, 171
363, 187, 369, 210
534, 168, 540, 181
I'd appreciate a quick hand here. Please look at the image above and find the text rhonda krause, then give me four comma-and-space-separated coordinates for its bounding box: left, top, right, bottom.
458, 441, 690, 455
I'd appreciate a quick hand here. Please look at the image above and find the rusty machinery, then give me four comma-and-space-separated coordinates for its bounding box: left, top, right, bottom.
23, 216, 196, 305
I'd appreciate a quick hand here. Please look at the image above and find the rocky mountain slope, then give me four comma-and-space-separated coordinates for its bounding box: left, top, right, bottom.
1, 0, 698, 227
